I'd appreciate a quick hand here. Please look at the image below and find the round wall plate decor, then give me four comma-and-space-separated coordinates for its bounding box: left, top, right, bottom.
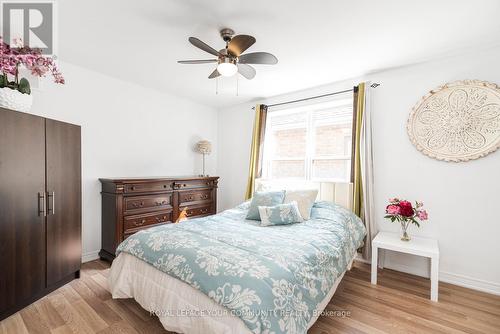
407, 80, 500, 162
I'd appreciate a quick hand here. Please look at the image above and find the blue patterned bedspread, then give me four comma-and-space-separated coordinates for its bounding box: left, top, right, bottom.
116, 201, 366, 334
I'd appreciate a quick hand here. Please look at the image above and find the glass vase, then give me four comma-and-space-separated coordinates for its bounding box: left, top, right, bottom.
400, 221, 411, 241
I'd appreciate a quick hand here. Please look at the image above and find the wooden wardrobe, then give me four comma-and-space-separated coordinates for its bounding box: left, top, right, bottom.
0, 107, 81, 320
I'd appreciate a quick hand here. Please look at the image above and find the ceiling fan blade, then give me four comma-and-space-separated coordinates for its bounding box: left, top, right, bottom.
237, 64, 256, 80
238, 52, 278, 65
188, 37, 221, 57
227, 35, 256, 57
208, 68, 221, 79
177, 59, 218, 64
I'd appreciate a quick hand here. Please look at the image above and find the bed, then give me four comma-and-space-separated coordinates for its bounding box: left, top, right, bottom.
109, 182, 366, 334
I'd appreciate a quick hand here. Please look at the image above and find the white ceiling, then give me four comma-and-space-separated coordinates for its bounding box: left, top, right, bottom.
58, 0, 500, 108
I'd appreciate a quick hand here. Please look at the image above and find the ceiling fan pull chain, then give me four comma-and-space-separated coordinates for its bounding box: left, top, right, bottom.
236, 73, 239, 96
216, 77, 218, 95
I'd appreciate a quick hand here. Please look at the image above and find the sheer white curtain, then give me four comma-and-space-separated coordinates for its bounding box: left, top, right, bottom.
360, 83, 377, 261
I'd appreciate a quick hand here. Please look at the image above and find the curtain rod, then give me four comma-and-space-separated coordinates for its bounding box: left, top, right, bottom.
251, 83, 380, 110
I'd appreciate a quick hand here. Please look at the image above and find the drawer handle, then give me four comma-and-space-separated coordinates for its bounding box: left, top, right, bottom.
201, 194, 209, 200
155, 216, 168, 223
134, 219, 146, 227
201, 208, 208, 214
132, 201, 144, 208
173, 183, 181, 189
155, 200, 167, 206
186, 210, 192, 216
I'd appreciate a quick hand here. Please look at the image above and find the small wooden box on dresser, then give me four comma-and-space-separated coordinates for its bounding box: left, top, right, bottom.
99, 176, 219, 261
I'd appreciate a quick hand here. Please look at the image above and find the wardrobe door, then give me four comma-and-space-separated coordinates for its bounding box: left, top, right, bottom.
45, 119, 81, 285
0, 108, 46, 315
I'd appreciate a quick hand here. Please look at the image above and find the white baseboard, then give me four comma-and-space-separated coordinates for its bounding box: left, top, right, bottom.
355, 253, 370, 264
439, 271, 500, 296
79, 252, 500, 295
82, 250, 100, 263
354, 255, 500, 296
382, 262, 429, 278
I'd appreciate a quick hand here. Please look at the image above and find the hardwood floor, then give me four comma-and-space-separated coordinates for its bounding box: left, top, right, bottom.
1, 260, 499, 334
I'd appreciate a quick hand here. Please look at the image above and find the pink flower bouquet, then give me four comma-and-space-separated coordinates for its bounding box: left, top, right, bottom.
384, 198, 428, 240
0, 37, 64, 95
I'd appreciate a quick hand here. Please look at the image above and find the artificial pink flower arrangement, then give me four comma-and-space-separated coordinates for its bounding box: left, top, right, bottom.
0, 37, 64, 95
385, 198, 429, 227
385, 198, 428, 226
385, 198, 428, 241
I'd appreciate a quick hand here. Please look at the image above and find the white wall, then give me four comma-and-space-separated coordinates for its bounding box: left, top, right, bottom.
27, 62, 218, 262
217, 45, 500, 294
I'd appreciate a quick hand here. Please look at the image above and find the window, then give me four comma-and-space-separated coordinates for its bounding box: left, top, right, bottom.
262, 94, 354, 182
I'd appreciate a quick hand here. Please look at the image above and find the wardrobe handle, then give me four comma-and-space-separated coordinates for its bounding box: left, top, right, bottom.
38, 192, 46, 217
47, 191, 55, 215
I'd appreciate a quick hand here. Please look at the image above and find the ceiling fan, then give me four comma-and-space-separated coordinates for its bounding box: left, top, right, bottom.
178, 28, 278, 80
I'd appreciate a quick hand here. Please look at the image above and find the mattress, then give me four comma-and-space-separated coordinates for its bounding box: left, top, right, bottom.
109, 252, 353, 334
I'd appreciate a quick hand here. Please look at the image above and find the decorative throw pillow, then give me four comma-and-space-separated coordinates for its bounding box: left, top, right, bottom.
258, 201, 304, 226
246, 191, 285, 220
284, 189, 318, 220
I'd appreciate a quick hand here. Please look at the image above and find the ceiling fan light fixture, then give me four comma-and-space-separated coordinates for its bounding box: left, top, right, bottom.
179, 29, 278, 82
217, 58, 237, 77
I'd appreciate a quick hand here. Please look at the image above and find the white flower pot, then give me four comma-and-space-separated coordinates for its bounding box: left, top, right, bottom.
0, 87, 33, 112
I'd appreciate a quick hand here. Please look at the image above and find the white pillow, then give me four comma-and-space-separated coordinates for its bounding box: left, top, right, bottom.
284, 189, 318, 220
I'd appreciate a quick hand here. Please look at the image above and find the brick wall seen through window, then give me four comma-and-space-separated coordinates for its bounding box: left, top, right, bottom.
262, 94, 353, 182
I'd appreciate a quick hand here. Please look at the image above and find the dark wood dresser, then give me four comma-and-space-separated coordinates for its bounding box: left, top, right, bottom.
99, 176, 219, 261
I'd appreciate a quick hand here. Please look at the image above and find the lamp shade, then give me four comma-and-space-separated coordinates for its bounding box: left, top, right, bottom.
195, 140, 212, 154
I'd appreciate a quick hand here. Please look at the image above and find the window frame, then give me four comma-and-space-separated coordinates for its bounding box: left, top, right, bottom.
262, 95, 354, 183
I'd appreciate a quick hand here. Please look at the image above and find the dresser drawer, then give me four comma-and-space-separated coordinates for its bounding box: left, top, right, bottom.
173, 179, 215, 190
124, 182, 173, 194
124, 194, 172, 215
180, 204, 214, 219
124, 211, 173, 233
123, 222, 167, 240
179, 189, 212, 205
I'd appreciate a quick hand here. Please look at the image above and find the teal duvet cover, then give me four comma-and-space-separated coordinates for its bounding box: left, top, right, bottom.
117, 201, 366, 334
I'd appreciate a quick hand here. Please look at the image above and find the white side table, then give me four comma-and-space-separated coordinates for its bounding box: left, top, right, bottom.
371, 231, 440, 302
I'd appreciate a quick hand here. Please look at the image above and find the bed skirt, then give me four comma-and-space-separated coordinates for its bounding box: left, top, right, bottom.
109, 253, 354, 334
